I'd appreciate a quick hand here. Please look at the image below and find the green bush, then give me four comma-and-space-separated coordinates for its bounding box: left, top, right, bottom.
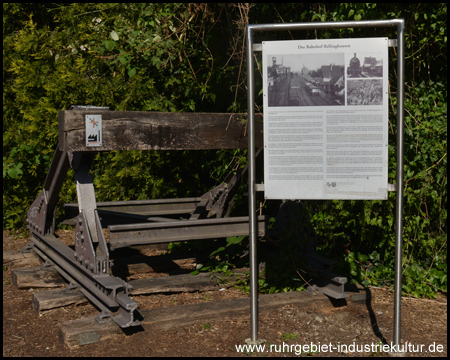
3, 3, 447, 298
3, 3, 232, 229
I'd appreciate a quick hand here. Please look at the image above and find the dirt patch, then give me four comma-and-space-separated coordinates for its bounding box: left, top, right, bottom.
3, 230, 447, 357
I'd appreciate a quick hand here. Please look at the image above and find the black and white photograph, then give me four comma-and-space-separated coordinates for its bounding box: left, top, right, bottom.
347, 79, 384, 106
347, 52, 384, 78
266, 53, 345, 107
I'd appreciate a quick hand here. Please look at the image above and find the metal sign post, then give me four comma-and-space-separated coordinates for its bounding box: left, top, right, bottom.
247, 19, 405, 348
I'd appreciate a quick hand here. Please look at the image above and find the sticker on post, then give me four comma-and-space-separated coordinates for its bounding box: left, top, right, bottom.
86, 115, 102, 146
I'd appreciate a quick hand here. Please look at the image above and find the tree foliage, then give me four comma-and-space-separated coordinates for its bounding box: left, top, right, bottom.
3, 3, 447, 297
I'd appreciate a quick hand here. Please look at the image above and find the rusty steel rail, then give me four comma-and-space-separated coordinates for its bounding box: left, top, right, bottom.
30, 232, 142, 328
108, 216, 266, 250
61, 198, 205, 226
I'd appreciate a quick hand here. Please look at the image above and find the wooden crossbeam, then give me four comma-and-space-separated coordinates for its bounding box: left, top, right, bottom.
58, 111, 263, 152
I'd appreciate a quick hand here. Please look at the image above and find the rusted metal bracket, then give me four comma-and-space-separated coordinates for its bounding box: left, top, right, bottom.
304, 252, 348, 299
201, 168, 242, 218
70, 152, 110, 275
201, 149, 262, 219
27, 147, 70, 235
27, 145, 141, 328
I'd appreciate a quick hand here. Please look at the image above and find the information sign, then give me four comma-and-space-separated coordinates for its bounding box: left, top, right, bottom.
263, 38, 389, 199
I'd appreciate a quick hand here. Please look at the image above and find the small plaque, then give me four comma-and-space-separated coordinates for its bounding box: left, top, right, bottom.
85, 115, 102, 146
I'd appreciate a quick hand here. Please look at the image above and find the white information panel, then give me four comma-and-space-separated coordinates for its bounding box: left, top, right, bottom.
263, 38, 389, 200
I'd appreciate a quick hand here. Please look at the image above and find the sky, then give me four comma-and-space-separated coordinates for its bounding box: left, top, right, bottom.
266, 53, 345, 73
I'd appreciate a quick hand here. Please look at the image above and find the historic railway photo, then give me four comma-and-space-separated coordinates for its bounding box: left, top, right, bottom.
346, 52, 385, 105
347, 52, 384, 78
347, 79, 384, 106
266, 53, 345, 107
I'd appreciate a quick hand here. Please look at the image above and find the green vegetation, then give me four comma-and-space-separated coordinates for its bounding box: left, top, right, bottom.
3, 4, 447, 298
282, 332, 299, 342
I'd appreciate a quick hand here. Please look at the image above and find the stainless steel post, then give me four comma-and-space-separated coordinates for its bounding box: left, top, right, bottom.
246, 20, 404, 344
393, 19, 405, 349
246, 25, 259, 342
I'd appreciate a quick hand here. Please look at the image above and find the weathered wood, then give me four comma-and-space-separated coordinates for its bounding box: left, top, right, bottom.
56, 283, 367, 348
58, 111, 263, 152
59, 317, 123, 349
32, 288, 87, 313
32, 272, 227, 313
12, 266, 66, 289
120, 258, 196, 275
3, 250, 42, 268
112, 256, 197, 276
128, 272, 220, 295
140, 291, 329, 330
58, 291, 331, 349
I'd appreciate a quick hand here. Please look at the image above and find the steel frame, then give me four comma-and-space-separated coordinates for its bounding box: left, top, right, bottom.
246, 19, 405, 346
26, 131, 267, 328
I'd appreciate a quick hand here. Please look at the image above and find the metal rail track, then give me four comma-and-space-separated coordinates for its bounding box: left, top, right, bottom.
29, 232, 142, 328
